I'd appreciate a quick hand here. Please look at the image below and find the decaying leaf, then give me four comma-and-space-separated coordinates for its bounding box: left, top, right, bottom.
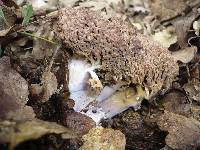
79, 127, 126, 150
149, 0, 187, 21
173, 15, 196, 48
0, 119, 77, 149
161, 90, 191, 117
0, 56, 35, 120
157, 111, 200, 150
171, 46, 197, 63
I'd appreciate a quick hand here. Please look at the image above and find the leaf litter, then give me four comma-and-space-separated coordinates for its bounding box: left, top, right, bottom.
0, 0, 200, 150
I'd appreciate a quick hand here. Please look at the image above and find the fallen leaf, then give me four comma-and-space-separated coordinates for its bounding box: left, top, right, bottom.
0, 119, 77, 149
161, 90, 191, 117
0, 57, 28, 106
171, 46, 197, 63
0, 56, 35, 120
157, 111, 200, 150
149, 0, 186, 21
173, 15, 196, 48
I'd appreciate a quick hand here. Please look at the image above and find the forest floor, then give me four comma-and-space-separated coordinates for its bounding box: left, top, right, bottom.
0, 0, 200, 150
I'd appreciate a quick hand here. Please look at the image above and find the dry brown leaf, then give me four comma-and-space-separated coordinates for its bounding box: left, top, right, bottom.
171, 46, 197, 63
0, 119, 77, 149
157, 111, 200, 150
161, 90, 191, 117
149, 0, 186, 21
0, 56, 35, 120
173, 15, 196, 48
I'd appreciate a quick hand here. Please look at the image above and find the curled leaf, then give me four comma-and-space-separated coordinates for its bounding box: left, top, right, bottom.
0, 119, 77, 149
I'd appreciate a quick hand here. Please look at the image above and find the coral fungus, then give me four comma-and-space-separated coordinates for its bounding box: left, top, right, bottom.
53, 7, 179, 123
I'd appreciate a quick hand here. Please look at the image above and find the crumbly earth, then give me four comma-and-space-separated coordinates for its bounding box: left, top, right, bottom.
53, 7, 179, 97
